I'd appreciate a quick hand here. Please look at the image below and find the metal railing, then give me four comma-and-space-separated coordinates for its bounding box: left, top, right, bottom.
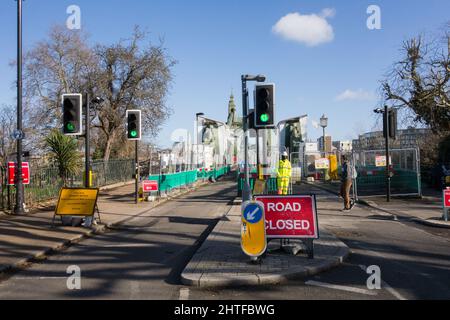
1, 159, 135, 210
352, 148, 421, 198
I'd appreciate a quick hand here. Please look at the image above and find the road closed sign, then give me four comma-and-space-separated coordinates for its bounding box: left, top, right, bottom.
444, 189, 450, 208
255, 195, 319, 239
142, 180, 159, 192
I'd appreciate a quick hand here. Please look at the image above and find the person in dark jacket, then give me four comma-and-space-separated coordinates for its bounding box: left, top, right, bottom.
340, 155, 355, 211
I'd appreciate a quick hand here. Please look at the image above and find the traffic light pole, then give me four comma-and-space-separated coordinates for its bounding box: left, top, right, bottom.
384, 105, 391, 202
241, 76, 251, 203
135, 140, 139, 204
14, 0, 25, 215
85, 94, 90, 188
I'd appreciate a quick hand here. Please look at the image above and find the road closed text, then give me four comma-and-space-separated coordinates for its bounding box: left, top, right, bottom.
255, 195, 319, 239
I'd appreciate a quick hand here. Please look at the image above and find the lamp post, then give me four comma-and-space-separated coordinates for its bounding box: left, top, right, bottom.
14, 0, 25, 215
241, 74, 266, 203
320, 114, 328, 155
374, 106, 391, 202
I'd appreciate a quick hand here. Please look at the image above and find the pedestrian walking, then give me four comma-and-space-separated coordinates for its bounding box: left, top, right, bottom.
277, 151, 292, 195
340, 155, 356, 211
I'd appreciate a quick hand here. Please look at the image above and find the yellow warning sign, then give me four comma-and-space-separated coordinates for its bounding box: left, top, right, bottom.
55, 188, 99, 216
241, 201, 267, 257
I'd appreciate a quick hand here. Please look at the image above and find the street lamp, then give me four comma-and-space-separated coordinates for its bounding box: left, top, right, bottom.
320, 114, 328, 154
14, 0, 25, 215
241, 74, 266, 203
374, 106, 391, 202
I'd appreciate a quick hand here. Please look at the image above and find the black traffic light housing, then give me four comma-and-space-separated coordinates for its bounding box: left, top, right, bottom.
254, 84, 275, 128
126, 110, 142, 140
383, 108, 397, 140
62, 94, 82, 136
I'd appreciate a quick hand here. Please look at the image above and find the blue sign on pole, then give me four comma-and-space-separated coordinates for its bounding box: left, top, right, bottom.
243, 202, 263, 224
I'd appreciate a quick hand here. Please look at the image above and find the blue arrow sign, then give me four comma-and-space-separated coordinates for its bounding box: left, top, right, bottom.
243, 202, 263, 224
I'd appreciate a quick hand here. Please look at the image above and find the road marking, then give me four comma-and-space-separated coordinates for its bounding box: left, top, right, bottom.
358, 265, 407, 300
14, 276, 66, 280
179, 288, 189, 300
102, 243, 156, 248
305, 280, 378, 296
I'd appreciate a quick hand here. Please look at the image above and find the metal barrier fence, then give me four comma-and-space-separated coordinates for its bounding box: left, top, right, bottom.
147, 165, 231, 194
237, 174, 279, 196
352, 148, 421, 198
1, 159, 135, 210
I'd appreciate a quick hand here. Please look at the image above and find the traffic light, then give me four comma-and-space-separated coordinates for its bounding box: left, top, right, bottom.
383, 108, 397, 140
254, 84, 275, 128
126, 110, 142, 140
62, 94, 82, 135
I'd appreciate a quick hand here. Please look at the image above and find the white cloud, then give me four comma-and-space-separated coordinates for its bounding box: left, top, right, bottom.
272, 9, 335, 47
335, 89, 376, 102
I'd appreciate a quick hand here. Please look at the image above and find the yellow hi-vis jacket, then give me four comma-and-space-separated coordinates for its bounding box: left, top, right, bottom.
277, 159, 292, 178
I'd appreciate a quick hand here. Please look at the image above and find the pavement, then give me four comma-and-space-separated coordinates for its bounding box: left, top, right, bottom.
181, 202, 349, 288
0, 178, 238, 299
306, 180, 450, 229
0, 180, 206, 275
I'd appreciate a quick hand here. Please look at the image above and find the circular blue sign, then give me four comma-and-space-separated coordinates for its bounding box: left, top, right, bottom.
243, 203, 264, 224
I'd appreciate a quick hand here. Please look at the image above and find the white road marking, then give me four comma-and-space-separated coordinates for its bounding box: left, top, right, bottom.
14, 276, 66, 280
179, 288, 190, 300
305, 280, 378, 296
358, 265, 407, 300
102, 243, 156, 248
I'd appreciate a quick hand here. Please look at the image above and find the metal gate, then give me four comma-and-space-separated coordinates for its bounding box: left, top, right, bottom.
352, 148, 421, 198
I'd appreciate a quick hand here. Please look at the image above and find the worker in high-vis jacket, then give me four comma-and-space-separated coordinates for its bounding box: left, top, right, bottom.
277, 151, 292, 195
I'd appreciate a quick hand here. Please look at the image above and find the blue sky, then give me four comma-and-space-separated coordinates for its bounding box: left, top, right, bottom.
0, 0, 449, 147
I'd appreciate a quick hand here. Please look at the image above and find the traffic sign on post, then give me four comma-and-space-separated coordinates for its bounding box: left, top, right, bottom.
241, 201, 267, 258
8, 162, 30, 185
443, 189, 450, 222
142, 180, 159, 192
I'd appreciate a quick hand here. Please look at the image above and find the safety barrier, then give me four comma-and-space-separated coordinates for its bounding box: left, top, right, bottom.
353, 148, 421, 198
148, 165, 231, 194
237, 174, 279, 196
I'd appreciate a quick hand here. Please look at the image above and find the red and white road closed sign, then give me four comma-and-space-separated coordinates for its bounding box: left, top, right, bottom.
444, 189, 450, 208
255, 195, 319, 239
8, 162, 30, 185
142, 180, 159, 192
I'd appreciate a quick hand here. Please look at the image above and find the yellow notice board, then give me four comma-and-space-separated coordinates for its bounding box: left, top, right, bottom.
55, 188, 99, 216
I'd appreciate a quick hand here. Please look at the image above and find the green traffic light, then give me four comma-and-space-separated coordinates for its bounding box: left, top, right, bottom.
260, 114, 269, 123
66, 123, 75, 132
130, 130, 138, 138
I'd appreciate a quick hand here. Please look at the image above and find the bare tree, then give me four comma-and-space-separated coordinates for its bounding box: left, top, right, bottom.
0, 105, 17, 164
21, 25, 175, 161
381, 26, 450, 164
381, 29, 450, 132
91, 27, 175, 160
